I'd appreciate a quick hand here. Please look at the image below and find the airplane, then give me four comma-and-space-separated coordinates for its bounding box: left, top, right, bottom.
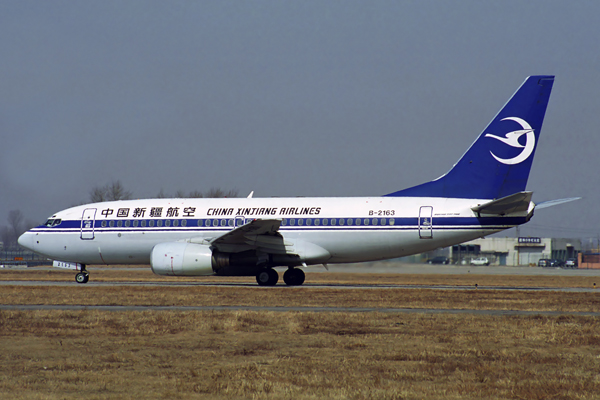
18, 75, 576, 286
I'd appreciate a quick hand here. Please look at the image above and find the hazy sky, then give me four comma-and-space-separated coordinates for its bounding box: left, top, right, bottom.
1, 1, 599, 241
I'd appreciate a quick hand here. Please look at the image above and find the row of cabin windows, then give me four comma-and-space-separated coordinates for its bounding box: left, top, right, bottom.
101, 219, 190, 228
98, 218, 396, 228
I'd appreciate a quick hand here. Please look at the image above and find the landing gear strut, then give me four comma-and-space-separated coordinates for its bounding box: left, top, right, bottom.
75, 265, 89, 284
256, 268, 279, 286
283, 268, 305, 286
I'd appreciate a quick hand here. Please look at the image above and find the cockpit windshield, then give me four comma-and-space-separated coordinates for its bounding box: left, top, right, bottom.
44, 219, 62, 227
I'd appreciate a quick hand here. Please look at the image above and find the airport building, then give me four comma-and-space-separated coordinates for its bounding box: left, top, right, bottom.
450, 237, 581, 266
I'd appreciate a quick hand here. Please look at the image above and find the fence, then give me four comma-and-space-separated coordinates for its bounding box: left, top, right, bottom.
0, 250, 51, 267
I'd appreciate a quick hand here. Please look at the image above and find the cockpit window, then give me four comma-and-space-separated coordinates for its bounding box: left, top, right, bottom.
44, 219, 62, 227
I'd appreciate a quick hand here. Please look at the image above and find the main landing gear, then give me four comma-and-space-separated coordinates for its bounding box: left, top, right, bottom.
255, 267, 305, 286
75, 265, 89, 284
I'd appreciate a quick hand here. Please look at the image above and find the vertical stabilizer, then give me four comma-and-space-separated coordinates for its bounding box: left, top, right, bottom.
386, 75, 554, 199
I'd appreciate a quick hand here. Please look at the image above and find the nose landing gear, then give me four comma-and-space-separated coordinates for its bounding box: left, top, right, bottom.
75, 265, 89, 284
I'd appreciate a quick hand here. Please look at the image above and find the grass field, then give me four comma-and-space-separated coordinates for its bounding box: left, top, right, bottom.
1, 266, 600, 399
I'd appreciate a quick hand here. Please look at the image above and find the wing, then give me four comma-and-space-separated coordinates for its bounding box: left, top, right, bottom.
209, 219, 292, 254
187, 218, 329, 263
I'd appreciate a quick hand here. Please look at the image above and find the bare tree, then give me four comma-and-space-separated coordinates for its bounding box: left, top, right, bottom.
169, 188, 237, 198
204, 188, 239, 198
188, 190, 204, 198
156, 188, 168, 198
1, 226, 12, 249
107, 181, 132, 201
7, 210, 24, 240
1, 210, 27, 249
90, 180, 133, 202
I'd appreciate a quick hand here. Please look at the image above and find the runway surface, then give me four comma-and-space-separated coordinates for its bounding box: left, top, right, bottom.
0, 279, 598, 292
1, 304, 598, 317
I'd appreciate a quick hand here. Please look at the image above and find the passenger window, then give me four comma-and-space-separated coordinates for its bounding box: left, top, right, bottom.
125, 220, 130, 227
347, 218, 353, 226
205, 220, 211, 227
315, 219, 321, 226
322, 219, 328, 226
117, 221, 122, 227
149, 220, 155, 227
141, 220, 146, 227
306, 219, 312, 226
355, 219, 361, 226
372, 218, 378, 226
173, 220, 179, 227
298, 219, 304, 226
101, 221, 107, 228
290, 219, 296, 226
390, 218, 395, 225
212, 219, 218, 227
331, 218, 337, 226
339, 219, 345, 226
165, 220, 171, 227
133, 220, 139, 227
182, 220, 187, 227
381, 218, 386, 225
220, 220, 226, 227
109, 221, 114, 227
157, 220, 163, 227
363, 219, 369, 225
227, 219, 233, 227
282, 219, 288, 226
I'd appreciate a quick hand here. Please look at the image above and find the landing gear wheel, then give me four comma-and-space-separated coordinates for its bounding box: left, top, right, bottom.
283, 268, 305, 286
75, 272, 89, 284
256, 268, 279, 286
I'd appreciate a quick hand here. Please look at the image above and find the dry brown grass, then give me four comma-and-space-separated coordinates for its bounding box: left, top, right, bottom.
1, 284, 600, 313
2, 267, 600, 399
1, 310, 599, 399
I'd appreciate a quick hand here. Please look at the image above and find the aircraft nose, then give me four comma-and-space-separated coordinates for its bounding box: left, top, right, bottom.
18, 232, 33, 251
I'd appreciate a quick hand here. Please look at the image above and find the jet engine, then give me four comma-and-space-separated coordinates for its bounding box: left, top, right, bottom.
150, 242, 216, 276
150, 242, 269, 277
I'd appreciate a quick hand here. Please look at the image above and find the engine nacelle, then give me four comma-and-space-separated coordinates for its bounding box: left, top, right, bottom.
150, 242, 215, 276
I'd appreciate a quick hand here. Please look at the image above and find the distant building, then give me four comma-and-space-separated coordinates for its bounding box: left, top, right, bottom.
450, 237, 581, 266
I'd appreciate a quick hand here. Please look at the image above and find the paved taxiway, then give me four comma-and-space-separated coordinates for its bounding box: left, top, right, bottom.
1, 304, 598, 317
0, 280, 598, 293
2, 263, 599, 315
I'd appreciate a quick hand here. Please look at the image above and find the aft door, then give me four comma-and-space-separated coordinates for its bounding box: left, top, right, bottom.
418, 206, 433, 239
80, 208, 97, 240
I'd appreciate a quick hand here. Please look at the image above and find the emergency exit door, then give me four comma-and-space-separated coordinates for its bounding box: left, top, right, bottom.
80, 208, 97, 240
418, 206, 433, 239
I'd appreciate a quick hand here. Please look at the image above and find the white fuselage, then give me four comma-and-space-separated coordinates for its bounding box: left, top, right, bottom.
20, 196, 528, 266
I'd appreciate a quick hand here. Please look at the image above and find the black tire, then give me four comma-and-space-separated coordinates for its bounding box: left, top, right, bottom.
256, 268, 278, 286
283, 268, 305, 286
75, 272, 88, 284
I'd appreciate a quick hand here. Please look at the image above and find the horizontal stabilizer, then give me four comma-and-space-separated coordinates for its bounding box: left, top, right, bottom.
535, 197, 581, 210
471, 191, 533, 216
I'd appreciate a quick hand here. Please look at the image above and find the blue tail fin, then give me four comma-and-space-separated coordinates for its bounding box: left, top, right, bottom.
385, 75, 554, 199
